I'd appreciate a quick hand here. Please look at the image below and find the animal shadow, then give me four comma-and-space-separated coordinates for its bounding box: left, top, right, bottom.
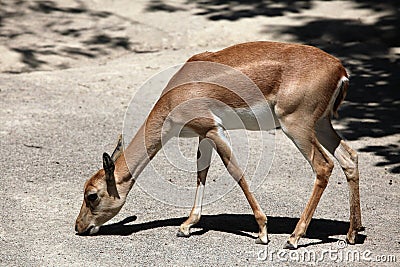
96, 214, 366, 247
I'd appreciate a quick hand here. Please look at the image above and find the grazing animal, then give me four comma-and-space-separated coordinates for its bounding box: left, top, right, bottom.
75, 41, 362, 249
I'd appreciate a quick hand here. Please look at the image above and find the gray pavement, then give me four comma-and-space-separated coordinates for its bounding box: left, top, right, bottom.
0, 1, 399, 266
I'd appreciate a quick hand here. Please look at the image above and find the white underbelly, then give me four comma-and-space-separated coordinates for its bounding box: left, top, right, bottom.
213, 104, 279, 131
177, 103, 279, 138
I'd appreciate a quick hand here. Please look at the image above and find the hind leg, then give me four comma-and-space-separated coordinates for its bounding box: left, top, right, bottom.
280, 118, 334, 249
316, 117, 362, 244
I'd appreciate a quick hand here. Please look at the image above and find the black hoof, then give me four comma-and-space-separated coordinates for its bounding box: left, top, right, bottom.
255, 237, 269, 245
283, 241, 297, 250
346, 235, 357, 245
176, 231, 190, 238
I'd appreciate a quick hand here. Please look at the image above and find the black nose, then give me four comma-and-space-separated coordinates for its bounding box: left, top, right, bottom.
75, 224, 78, 232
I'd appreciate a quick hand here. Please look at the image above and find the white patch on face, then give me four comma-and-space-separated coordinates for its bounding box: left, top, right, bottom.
89, 226, 100, 235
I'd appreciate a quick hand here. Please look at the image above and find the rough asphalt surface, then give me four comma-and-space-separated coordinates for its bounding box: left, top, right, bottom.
0, 1, 399, 266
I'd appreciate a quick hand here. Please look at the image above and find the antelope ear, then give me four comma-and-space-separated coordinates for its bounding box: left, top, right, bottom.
111, 134, 123, 162
102, 153, 120, 199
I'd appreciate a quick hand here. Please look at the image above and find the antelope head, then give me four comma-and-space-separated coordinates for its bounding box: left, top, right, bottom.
75, 135, 125, 235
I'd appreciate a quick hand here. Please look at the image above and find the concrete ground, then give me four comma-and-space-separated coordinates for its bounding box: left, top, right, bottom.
0, 1, 399, 266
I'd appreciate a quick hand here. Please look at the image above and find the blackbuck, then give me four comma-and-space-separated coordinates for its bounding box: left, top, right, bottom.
75, 41, 362, 249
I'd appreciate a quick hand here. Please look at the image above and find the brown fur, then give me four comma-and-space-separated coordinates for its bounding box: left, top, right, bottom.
76, 41, 361, 248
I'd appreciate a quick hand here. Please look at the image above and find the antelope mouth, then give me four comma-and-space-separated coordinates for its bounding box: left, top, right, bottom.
77, 225, 100, 236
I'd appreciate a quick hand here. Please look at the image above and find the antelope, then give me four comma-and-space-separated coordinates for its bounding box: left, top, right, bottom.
75, 41, 362, 249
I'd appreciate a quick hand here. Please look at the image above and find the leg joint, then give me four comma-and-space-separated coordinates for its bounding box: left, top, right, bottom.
254, 211, 267, 223
315, 158, 334, 179
350, 150, 358, 163
316, 176, 329, 188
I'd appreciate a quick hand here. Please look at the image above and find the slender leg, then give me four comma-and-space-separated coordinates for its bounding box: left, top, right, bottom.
280, 120, 334, 249
178, 137, 213, 237
206, 128, 269, 244
316, 117, 362, 244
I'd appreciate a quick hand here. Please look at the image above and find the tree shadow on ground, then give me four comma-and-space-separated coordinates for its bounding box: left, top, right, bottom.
147, 0, 400, 174
95, 214, 366, 247
146, 0, 187, 13
147, 0, 314, 21
0, 0, 154, 73
271, 1, 400, 174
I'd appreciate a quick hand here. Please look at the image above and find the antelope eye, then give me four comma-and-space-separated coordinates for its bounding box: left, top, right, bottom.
87, 193, 98, 202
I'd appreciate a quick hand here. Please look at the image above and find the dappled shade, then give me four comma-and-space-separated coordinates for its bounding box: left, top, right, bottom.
146, 0, 400, 173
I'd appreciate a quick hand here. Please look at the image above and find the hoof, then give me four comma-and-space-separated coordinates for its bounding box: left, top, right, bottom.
346, 235, 356, 245
176, 230, 190, 238
255, 237, 269, 245
283, 241, 298, 250
346, 230, 358, 245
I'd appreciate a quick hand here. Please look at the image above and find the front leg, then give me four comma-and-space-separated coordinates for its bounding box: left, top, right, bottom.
177, 181, 205, 237
177, 137, 213, 237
